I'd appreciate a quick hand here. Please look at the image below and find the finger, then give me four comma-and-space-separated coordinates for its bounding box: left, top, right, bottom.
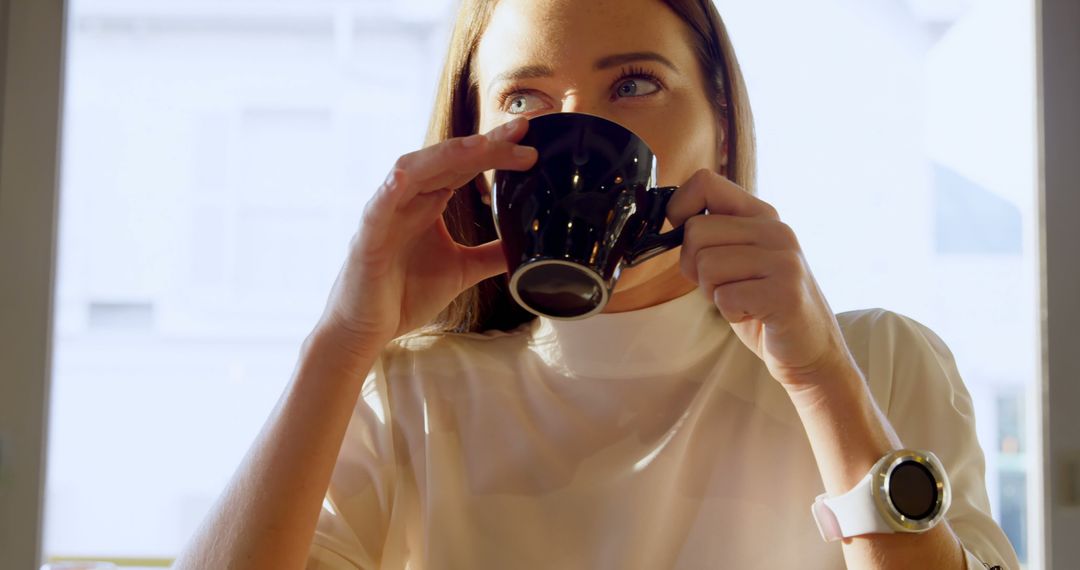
357, 173, 450, 259
359, 168, 410, 241
680, 215, 799, 259
682, 244, 777, 286
486, 116, 531, 143
395, 118, 538, 200
460, 240, 508, 286
702, 249, 807, 324
411, 130, 537, 194
711, 278, 781, 325
393, 186, 455, 235
667, 169, 778, 226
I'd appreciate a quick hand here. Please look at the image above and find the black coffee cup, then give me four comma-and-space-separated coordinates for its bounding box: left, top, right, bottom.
491, 112, 687, 320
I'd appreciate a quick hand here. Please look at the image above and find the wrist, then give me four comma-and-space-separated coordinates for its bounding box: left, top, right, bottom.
782, 355, 866, 414
785, 360, 900, 495
303, 321, 386, 375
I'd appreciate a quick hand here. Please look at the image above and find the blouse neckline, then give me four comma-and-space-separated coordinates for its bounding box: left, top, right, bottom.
527, 287, 731, 379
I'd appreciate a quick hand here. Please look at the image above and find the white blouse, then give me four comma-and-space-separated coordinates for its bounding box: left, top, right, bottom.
306, 289, 1019, 569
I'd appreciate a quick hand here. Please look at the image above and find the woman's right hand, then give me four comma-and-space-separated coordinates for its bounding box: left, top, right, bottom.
313, 116, 538, 354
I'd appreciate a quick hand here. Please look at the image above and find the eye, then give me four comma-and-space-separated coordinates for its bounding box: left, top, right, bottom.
502, 91, 547, 115
614, 77, 661, 98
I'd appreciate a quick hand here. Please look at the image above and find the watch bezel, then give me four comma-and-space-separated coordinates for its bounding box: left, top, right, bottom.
870, 449, 951, 532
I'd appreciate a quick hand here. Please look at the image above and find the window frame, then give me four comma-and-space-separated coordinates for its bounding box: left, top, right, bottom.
1037, 0, 1080, 567
0, 0, 68, 568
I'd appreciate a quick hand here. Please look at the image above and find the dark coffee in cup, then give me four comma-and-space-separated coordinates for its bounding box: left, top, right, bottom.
491, 112, 686, 320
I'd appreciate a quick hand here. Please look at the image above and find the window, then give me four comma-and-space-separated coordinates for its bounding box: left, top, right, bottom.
721, 0, 1041, 561
45, 0, 1038, 565
46, 0, 456, 562
719, 0, 1038, 563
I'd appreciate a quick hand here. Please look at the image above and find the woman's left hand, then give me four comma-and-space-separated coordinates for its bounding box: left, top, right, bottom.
667, 169, 855, 390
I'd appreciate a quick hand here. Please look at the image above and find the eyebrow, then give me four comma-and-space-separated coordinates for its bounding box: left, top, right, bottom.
487, 51, 679, 95
594, 51, 678, 72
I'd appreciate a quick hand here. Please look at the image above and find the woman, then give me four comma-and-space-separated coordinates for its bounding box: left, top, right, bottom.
174, 0, 1019, 568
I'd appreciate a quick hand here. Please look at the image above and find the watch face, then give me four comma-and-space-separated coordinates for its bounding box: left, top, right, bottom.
888, 460, 938, 520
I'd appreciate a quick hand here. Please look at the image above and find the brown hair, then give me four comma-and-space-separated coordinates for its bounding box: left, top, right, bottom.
421, 0, 756, 335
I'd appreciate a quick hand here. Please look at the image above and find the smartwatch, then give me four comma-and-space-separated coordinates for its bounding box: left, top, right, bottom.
811, 449, 951, 542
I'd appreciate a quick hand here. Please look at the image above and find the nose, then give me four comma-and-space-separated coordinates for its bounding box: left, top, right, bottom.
560, 95, 600, 117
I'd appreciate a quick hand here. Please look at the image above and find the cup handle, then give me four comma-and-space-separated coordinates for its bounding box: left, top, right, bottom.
624, 186, 703, 268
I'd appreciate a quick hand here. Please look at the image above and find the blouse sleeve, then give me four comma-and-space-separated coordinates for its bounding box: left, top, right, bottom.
859, 310, 1021, 570
306, 353, 398, 570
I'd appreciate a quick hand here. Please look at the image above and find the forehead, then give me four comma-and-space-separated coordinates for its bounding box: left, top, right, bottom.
475, 0, 692, 79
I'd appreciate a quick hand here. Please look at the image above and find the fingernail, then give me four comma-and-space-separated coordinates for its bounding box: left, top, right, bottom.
513, 145, 536, 158
461, 134, 484, 148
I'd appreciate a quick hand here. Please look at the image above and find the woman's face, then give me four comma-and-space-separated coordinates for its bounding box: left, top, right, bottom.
474, 0, 723, 305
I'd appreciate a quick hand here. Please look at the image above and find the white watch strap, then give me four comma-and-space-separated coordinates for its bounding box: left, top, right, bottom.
812, 471, 893, 541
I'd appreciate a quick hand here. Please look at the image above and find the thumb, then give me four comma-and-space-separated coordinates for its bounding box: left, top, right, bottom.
460, 240, 508, 287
